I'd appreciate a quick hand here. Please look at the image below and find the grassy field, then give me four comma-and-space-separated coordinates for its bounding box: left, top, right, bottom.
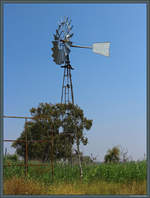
3, 159, 147, 195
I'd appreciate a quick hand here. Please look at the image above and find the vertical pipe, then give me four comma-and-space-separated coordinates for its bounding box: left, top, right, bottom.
67, 67, 69, 103
5, 148, 7, 157
77, 139, 83, 180
25, 118, 28, 177
51, 128, 54, 182
64, 85, 67, 104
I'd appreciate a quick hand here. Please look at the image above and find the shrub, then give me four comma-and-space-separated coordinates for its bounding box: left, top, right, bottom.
5, 154, 19, 162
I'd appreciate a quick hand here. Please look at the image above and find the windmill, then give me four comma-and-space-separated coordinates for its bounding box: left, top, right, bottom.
51, 17, 110, 177
51, 17, 110, 105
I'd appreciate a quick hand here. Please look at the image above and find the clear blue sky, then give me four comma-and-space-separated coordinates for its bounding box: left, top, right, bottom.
4, 3, 146, 161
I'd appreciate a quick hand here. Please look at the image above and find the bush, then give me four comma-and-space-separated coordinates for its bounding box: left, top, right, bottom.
5, 154, 19, 162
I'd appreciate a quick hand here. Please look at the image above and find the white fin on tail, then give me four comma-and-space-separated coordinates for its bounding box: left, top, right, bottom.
92, 42, 110, 56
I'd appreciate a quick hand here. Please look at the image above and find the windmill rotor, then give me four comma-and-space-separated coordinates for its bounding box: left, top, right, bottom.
52, 17, 74, 65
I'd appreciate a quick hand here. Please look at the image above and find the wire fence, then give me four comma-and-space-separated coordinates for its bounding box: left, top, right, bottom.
3, 115, 86, 182
4, 116, 50, 177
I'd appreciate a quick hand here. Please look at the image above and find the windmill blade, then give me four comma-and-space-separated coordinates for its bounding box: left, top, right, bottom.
68, 33, 74, 39
58, 49, 65, 64
92, 42, 110, 56
68, 19, 72, 26
66, 16, 69, 24
68, 25, 73, 31
53, 34, 59, 40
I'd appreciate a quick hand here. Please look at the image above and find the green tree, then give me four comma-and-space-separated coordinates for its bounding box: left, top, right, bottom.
104, 146, 120, 163
12, 103, 92, 163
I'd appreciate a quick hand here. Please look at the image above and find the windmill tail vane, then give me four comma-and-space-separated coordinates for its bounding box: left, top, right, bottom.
51, 17, 111, 105
71, 42, 110, 56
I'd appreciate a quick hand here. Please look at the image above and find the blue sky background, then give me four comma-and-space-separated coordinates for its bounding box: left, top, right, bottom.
4, 3, 146, 161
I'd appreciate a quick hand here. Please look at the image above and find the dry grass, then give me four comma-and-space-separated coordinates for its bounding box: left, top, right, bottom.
4, 177, 146, 195
4, 177, 47, 195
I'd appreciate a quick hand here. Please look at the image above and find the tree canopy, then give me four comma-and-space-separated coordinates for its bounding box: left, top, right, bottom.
12, 103, 92, 162
104, 146, 120, 163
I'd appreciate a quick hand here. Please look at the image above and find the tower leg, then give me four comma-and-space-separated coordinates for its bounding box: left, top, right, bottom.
61, 65, 74, 105
61, 68, 66, 104
69, 68, 74, 105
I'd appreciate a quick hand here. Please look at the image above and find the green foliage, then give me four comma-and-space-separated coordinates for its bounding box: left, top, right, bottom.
82, 161, 147, 184
104, 146, 120, 163
4, 160, 147, 185
4, 154, 19, 162
12, 103, 92, 162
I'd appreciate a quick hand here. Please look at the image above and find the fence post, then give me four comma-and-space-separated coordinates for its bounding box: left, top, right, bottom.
25, 118, 28, 177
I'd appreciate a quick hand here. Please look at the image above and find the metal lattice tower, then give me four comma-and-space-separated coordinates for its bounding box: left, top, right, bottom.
61, 55, 74, 104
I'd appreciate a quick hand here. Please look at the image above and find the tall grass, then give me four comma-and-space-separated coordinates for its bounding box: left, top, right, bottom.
4, 160, 147, 184
82, 161, 146, 183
